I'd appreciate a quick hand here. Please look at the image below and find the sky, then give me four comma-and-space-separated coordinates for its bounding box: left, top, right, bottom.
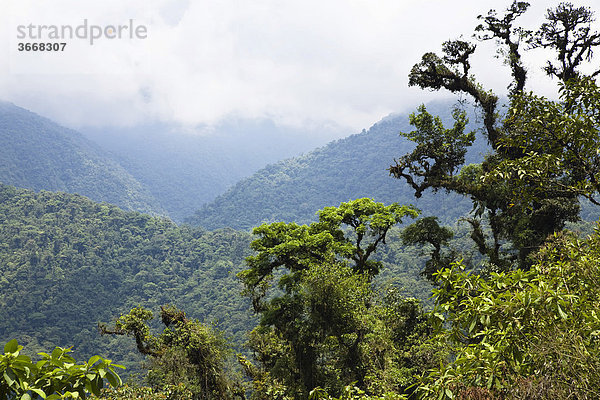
1, 0, 599, 138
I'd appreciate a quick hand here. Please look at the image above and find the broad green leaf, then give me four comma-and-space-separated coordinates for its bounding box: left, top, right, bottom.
85, 379, 99, 396
557, 304, 568, 320
444, 388, 454, 399
87, 355, 100, 366
4, 339, 19, 354
3, 370, 15, 386
50, 348, 62, 362
105, 370, 118, 387
30, 388, 47, 398
468, 318, 476, 333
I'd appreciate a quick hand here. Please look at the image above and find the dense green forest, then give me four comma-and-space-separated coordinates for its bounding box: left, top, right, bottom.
2, 1, 600, 399
188, 103, 487, 230
0, 184, 433, 375
0, 183, 254, 371
0, 102, 163, 215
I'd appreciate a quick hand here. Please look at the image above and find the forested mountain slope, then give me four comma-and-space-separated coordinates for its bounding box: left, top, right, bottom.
189, 104, 486, 230
82, 119, 340, 222
0, 183, 436, 374
0, 183, 255, 371
0, 102, 163, 215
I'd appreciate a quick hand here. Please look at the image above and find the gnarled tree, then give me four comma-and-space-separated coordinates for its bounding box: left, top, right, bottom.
99, 305, 240, 400
238, 199, 439, 399
390, 1, 599, 272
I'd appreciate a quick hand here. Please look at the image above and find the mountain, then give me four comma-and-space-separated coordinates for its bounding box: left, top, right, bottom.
0, 102, 163, 215
0, 183, 435, 375
1, 99, 480, 225
81, 118, 346, 222
188, 103, 487, 230
0, 183, 254, 372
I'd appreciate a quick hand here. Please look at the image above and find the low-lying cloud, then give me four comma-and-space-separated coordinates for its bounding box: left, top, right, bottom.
1, 0, 598, 136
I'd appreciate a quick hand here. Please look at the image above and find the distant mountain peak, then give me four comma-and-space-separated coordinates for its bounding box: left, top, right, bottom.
187, 101, 485, 230
0, 102, 165, 215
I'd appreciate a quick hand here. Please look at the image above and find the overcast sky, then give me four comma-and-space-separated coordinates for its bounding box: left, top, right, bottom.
1, 0, 599, 137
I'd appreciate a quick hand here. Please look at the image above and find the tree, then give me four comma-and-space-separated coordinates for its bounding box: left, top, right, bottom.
0, 339, 123, 399
99, 305, 240, 400
531, 3, 600, 81
390, 1, 600, 272
417, 229, 600, 399
238, 199, 436, 399
399, 216, 455, 280
485, 77, 600, 207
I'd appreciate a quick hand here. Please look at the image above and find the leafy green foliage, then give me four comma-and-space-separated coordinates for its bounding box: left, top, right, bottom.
239, 199, 440, 399
99, 306, 241, 400
1, 339, 123, 399
383, 3, 600, 398
318, 200, 419, 277
0, 183, 254, 374
393, 105, 581, 271
418, 229, 600, 399
241, 199, 419, 310
0, 102, 162, 215
400, 217, 455, 280
391, 106, 475, 199
486, 77, 600, 207
242, 262, 437, 400
390, 2, 599, 271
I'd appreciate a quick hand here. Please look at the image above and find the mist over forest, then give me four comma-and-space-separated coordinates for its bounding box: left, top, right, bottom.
2, 1, 600, 399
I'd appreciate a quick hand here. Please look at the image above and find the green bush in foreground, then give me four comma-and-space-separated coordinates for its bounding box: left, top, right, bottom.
0, 339, 123, 399
418, 229, 600, 399
309, 384, 407, 400
99, 305, 242, 400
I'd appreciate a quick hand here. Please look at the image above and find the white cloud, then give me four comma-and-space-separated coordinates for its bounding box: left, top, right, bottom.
1, 0, 599, 135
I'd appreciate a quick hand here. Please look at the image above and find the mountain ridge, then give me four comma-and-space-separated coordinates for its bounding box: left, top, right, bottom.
81, 118, 345, 222
0, 101, 164, 215
187, 102, 486, 230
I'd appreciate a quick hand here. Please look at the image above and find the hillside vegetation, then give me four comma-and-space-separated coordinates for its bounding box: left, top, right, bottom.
82, 119, 341, 222
0, 102, 162, 215
189, 106, 486, 230
0, 183, 434, 375
0, 183, 254, 371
